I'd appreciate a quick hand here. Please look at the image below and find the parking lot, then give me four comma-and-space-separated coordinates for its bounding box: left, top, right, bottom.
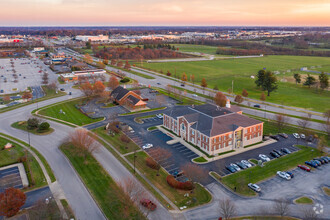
0, 166, 23, 192
0, 57, 57, 94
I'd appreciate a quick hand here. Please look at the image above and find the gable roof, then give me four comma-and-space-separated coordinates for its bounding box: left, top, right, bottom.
110, 86, 129, 101
126, 95, 140, 105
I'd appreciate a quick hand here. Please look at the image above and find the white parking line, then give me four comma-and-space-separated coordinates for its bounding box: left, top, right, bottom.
186, 154, 198, 158
163, 164, 175, 169
179, 149, 190, 153
168, 168, 178, 172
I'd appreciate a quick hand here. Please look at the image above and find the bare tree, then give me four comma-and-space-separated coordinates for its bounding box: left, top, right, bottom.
301, 206, 318, 220
298, 113, 312, 133
323, 110, 330, 140
42, 72, 49, 85
148, 147, 172, 176
272, 198, 290, 217
181, 163, 208, 185
274, 114, 289, 133
218, 198, 237, 220
69, 129, 99, 160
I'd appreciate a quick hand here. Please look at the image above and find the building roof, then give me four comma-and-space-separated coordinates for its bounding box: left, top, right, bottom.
110, 86, 129, 101
126, 95, 140, 105
189, 104, 233, 118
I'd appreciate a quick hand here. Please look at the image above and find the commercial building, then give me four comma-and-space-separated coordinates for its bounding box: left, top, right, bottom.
75, 35, 109, 42
163, 102, 263, 156
60, 69, 106, 82
110, 86, 147, 111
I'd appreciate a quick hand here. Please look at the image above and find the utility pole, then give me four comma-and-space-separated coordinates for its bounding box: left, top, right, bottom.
232, 80, 234, 94
133, 149, 136, 174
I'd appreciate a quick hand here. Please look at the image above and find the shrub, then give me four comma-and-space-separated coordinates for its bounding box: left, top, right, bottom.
166, 175, 194, 191
120, 77, 130, 83
38, 122, 50, 131
27, 118, 39, 129
145, 157, 160, 170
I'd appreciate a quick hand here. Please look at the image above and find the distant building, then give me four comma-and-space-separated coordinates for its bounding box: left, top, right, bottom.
60, 69, 106, 82
75, 35, 109, 42
163, 102, 263, 156
110, 86, 147, 111
33, 47, 45, 52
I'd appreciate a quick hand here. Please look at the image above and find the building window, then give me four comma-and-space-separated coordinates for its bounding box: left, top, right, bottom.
192, 129, 194, 135
181, 123, 185, 131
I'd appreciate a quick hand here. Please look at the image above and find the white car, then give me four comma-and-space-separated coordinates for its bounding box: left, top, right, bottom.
259, 154, 270, 162
142, 143, 153, 149
156, 114, 163, 119
248, 183, 261, 192
300, 133, 305, 139
277, 171, 291, 180
293, 133, 300, 139
241, 160, 252, 168
192, 94, 198, 97
230, 163, 241, 171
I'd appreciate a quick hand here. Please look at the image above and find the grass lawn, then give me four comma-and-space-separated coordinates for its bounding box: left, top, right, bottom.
38, 98, 104, 126
60, 143, 145, 219
322, 187, 330, 196
92, 127, 140, 154
126, 151, 212, 209
11, 121, 54, 135
171, 44, 220, 55
295, 196, 314, 204
60, 199, 75, 219
147, 126, 157, 131
0, 137, 46, 190
221, 145, 323, 196
193, 157, 208, 163
136, 55, 330, 112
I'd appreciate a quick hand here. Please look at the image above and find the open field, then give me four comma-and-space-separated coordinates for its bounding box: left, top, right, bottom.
221, 145, 323, 196
136, 55, 330, 112
60, 143, 145, 219
171, 44, 220, 55
38, 99, 104, 126
0, 137, 46, 190
126, 151, 212, 209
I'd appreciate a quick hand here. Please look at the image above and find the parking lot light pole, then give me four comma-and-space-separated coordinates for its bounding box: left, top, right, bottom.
134, 149, 136, 174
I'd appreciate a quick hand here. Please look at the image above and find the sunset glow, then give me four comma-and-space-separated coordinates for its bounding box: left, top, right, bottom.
1, 0, 330, 26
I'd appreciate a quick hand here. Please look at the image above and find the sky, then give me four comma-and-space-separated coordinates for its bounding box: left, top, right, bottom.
1, 0, 330, 26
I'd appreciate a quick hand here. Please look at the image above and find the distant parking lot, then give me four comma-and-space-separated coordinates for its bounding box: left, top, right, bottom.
0, 58, 57, 94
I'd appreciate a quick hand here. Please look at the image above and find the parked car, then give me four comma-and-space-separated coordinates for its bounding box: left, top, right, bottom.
157, 82, 161, 85
270, 135, 280, 141
314, 158, 326, 164
192, 94, 198, 97
259, 154, 270, 162
277, 171, 291, 180
293, 133, 300, 139
312, 159, 321, 166
300, 133, 306, 139
142, 143, 153, 149
273, 149, 283, 156
279, 133, 288, 139
156, 114, 163, 119
171, 170, 184, 178
140, 199, 157, 211
281, 148, 291, 154
306, 135, 314, 142
230, 163, 241, 171
60, 88, 65, 91
286, 171, 294, 178
305, 161, 317, 168
270, 151, 280, 158
180, 84, 185, 87
236, 162, 247, 169
241, 160, 252, 168
298, 165, 311, 172
69, 92, 72, 95
253, 104, 261, 108
226, 165, 236, 173
248, 183, 261, 192
321, 156, 329, 163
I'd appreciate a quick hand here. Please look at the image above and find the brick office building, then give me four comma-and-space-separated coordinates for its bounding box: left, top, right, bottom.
163, 102, 263, 155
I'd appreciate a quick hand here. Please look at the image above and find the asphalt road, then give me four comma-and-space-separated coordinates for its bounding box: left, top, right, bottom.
0, 94, 105, 220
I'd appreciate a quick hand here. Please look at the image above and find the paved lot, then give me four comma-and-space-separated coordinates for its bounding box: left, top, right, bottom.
0, 166, 23, 192
0, 57, 57, 94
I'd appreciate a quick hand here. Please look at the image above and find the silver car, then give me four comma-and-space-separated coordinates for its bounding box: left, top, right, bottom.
277, 171, 291, 180
259, 154, 270, 162
230, 163, 241, 171
241, 160, 252, 168
248, 183, 261, 192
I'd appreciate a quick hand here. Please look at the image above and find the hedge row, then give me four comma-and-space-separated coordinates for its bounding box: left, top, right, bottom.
166, 175, 193, 191
145, 157, 160, 170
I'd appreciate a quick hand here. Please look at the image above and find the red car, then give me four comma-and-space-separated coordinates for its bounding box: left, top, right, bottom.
140, 199, 157, 211
298, 165, 311, 172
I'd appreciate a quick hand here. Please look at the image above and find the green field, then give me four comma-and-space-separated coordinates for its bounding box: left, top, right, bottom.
60, 143, 145, 219
221, 145, 323, 196
137, 55, 330, 112
0, 137, 46, 190
295, 196, 313, 204
38, 99, 104, 126
171, 44, 220, 55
